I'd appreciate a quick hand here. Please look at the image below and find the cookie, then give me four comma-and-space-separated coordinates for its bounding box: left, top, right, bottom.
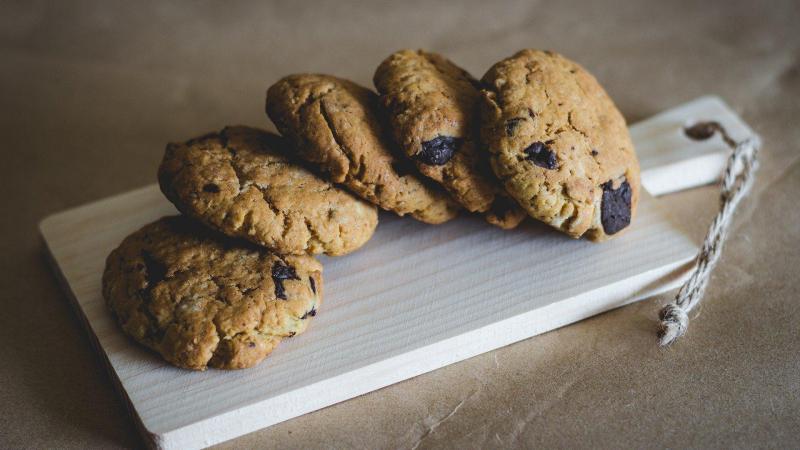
374, 50, 525, 229
372, 51, 490, 208
266, 74, 461, 224
102, 215, 322, 370
480, 49, 640, 240
158, 126, 378, 256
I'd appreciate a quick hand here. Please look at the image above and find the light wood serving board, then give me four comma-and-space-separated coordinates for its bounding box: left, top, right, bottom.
41, 96, 754, 449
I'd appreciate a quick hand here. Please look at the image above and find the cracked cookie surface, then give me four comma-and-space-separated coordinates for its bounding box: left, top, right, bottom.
480, 49, 640, 240
102, 215, 322, 370
158, 126, 378, 256
373, 50, 526, 229
266, 74, 460, 224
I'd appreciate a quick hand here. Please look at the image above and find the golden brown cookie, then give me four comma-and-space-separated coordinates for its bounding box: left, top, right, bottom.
102, 215, 322, 371
266, 74, 461, 224
373, 50, 526, 229
373, 50, 497, 210
480, 50, 641, 240
158, 126, 378, 256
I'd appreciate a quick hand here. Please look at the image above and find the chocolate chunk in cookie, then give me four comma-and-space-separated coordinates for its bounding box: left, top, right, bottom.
272, 261, 300, 300
308, 276, 316, 294
417, 136, 461, 165
600, 179, 632, 235
524, 142, 558, 169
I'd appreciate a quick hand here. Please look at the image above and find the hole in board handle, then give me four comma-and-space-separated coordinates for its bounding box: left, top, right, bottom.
683, 121, 737, 147
684, 121, 720, 140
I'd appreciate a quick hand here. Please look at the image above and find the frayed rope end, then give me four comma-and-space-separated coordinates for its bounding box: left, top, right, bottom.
657, 303, 688, 347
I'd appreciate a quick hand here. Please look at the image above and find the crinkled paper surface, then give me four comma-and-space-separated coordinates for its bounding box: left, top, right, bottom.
1, 0, 798, 448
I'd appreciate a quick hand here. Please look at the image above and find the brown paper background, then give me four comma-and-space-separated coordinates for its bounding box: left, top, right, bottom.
1, 1, 798, 448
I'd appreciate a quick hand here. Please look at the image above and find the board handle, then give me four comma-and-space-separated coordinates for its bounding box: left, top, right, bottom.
630, 96, 755, 196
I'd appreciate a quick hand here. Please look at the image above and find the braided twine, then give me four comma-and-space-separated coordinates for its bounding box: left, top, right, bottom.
657, 122, 761, 346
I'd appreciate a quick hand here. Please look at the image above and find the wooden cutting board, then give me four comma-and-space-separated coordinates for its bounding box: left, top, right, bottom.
41, 96, 754, 449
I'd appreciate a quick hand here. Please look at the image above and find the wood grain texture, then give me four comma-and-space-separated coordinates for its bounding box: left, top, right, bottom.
39, 188, 695, 449
39, 96, 758, 449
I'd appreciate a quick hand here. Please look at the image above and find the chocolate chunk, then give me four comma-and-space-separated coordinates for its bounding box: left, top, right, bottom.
141, 251, 167, 293
524, 142, 558, 169
274, 284, 288, 300
308, 276, 316, 294
505, 118, 524, 136
248, 342, 256, 348
272, 261, 299, 300
272, 262, 298, 280
300, 308, 316, 320
287, 331, 296, 337
684, 121, 719, 141
600, 180, 632, 235
202, 183, 220, 193
417, 136, 461, 165
591, 149, 599, 156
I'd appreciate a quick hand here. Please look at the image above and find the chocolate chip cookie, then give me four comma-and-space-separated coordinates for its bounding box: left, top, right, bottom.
102, 215, 322, 370
266, 74, 461, 224
158, 126, 378, 256
374, 50, 525, 229
480, 50, 640, 240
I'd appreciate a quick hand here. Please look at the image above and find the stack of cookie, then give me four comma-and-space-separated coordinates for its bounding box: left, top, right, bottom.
103, 127, 375, 371
103, 49, 640, 371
